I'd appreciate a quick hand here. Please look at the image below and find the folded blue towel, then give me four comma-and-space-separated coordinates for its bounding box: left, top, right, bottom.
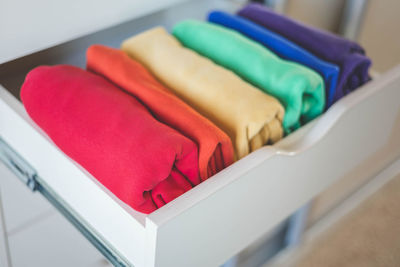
208, 11, 339, 107
238, 4, 371, 106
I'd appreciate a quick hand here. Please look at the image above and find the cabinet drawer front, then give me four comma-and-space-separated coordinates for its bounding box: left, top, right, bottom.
145, 66, 400, 267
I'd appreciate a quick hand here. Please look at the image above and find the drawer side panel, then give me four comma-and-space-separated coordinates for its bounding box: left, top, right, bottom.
146, 65, 400, 267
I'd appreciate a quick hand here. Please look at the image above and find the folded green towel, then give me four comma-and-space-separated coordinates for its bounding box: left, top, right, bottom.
173, 20, 325, 132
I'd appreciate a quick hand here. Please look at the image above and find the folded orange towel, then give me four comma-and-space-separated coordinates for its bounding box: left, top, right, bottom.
87, 45, 234, 179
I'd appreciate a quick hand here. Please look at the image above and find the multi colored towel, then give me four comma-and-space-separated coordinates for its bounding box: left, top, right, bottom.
21, 65, 200, 214
172, 20, 325, 133
122, 27, 284, 159
208, 11, 339, 107
238, 3, 371, 104
86, 45, 234, 180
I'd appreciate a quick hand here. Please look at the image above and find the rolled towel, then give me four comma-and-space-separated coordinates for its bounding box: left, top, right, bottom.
172, 20, 325, 133
122, 27, 284, 159
238, 3, 371, 104
208, 11, 339, 107
21, 65, 200, 214
86, 45, 234, 180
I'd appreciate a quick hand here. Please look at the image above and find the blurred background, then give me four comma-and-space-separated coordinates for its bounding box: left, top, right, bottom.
258, 0, 400, 73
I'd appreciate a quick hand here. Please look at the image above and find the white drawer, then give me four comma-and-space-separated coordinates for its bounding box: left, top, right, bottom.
1, 1, 400, 266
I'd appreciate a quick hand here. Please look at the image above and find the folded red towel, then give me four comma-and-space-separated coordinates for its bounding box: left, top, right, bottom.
21, 65, 200, 213
86, 45, 234, 180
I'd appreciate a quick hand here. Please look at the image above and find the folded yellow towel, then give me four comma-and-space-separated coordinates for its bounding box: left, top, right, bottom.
122, 27, 284, 159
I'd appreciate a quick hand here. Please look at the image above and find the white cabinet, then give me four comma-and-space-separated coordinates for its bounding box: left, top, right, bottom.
0, 0, 193, 64
0, 0, 399, 266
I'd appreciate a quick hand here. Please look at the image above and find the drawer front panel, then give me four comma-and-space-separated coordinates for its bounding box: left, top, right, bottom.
146, 66, 400, 267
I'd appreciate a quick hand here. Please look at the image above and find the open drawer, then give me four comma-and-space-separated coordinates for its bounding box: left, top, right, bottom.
1, 1, 400, 266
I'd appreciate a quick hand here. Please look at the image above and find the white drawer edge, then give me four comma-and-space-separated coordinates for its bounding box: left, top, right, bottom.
144, 65, 400, 267
149, 64, 400, 224
0, 87, 146, 266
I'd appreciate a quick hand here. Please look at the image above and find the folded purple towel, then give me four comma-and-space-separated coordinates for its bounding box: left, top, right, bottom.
238, 3, 371, 104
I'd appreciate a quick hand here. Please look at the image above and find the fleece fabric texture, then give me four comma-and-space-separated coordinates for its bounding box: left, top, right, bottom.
21, 65, 200, 214
122, 27, 284, 159
208, 11, 339, 107
238, 3, 371, 105
86, 45, 234, 180
172, 20, 325, 133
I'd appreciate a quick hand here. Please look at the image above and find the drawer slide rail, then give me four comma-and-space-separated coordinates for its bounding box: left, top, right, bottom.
0, 137, 130, 267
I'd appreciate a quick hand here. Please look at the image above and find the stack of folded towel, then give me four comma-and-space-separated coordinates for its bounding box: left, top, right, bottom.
20, 4, 371, 213
121, 27, 284, 158
238, 4, 371, 106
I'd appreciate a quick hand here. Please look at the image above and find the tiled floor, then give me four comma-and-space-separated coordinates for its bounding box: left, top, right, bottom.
0, 161, 110, 267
